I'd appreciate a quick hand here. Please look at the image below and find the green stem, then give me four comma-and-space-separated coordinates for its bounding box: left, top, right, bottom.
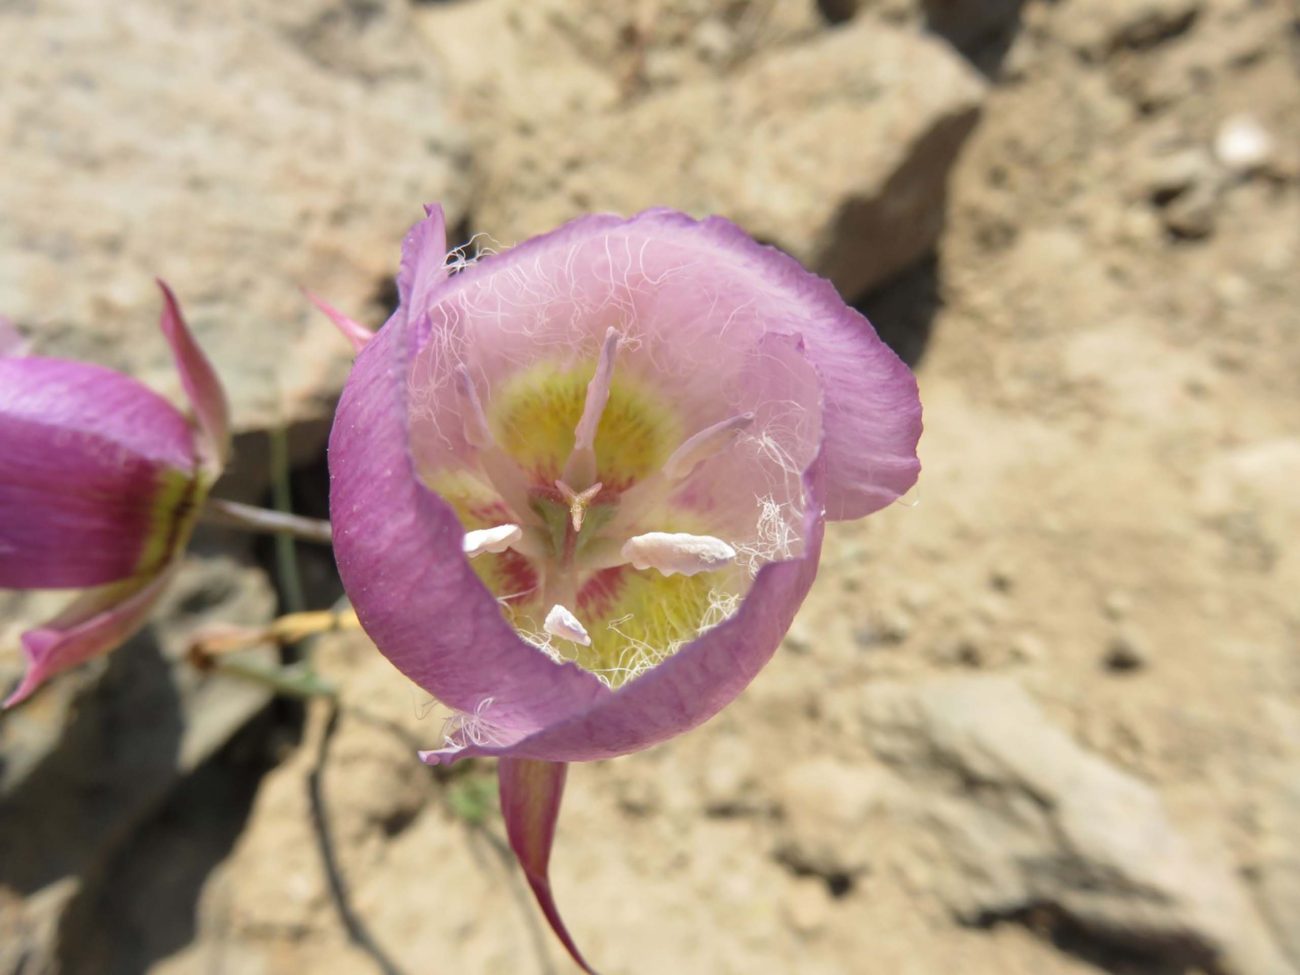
215, 659, 337, 700
270, 424, 306, 616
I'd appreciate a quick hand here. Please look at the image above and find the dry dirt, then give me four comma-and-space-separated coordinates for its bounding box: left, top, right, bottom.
3, 1, 1298, 974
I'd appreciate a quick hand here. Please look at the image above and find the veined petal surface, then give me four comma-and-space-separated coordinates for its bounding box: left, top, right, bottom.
0, 357, 199, 589
158, 281, 231, 473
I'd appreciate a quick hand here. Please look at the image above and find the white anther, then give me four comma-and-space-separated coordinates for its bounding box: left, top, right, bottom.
561, 327, 621, 489
455, 365, 494, 449
544, 603, 591, 646
663, 412, 755, 481
621, 532, 737, 576
463, 524, 522, 558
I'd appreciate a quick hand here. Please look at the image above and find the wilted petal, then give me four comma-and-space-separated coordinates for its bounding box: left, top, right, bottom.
497, 759, 599, 975
0, 357, 199, 590
157, 281, 231, 473
4, 567, 176, 707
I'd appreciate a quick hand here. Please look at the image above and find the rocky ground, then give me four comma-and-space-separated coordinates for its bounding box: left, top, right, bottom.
1, 0, 1297, 973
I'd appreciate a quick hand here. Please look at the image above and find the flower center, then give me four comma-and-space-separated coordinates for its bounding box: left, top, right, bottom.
425, 331, 791, 687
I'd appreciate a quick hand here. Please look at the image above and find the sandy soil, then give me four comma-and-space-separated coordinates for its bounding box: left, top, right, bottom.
5, 1, 1298, 973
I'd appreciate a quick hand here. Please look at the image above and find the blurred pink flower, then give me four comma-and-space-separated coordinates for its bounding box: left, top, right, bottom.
1, 283, 229, 706
328, 205, 921, 971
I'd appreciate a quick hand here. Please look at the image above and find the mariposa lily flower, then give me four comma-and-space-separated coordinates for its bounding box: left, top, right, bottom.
1, 283, 229, 707
328, 206, 921, 972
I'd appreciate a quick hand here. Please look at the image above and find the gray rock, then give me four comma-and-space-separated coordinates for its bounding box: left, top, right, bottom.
0, 556, 277, 975
1258, 768, 1300, 966
0, 0, 468, 439
441, 17, 985, 301
858, 676, 1295, 975
1056, 0, 1202, 56
774, 759, 900, 880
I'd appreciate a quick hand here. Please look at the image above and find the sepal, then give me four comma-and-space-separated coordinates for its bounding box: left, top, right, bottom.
498, 758, 600, 975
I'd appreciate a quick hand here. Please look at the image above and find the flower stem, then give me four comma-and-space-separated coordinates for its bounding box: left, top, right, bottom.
214, 659, 338, 700
200, 497, 333, 545
269, 424, 307, 615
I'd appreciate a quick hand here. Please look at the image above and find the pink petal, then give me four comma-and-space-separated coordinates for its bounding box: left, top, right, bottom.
396, 203, 450, 326
0, 356, 198, 589
425, 462, 824, 764
334, 206, 913, 762
498, 758, 600, 975
417, 209, 919, 520
303, 289, 373, 354
328, 295, 611, 739
4, 567, 176, 707
157, 281, 231, 474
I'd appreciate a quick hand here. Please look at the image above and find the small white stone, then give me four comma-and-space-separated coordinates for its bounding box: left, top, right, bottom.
1215, 114, 1274, 174
544, 604, 591, 646
621, 532, 736, 576
462, 524, 522, 558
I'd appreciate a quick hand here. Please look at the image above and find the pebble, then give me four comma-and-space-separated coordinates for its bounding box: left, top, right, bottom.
1104, 630, 1149, 672
1214, 114, 1275, 174
1102, 590, 1133, 620
781, 879, 833, 937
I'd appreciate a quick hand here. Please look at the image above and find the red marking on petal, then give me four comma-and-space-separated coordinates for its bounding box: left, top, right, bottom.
492, 548, 539, 603
577, 565, 626, 619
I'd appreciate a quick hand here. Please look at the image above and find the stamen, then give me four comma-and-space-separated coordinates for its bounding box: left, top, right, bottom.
455, 364, 494, 449
561, 327, 621, 489
555, 479, 603, 533
544, 603, 591, 646
663, 412, 755, 481
463, 523, 523, 558
621, 532, 737, 576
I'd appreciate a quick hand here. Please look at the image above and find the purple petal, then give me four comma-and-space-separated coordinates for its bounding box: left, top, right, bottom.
396, 203, 449, 327
157, 281, 231, 473
426, 461, 824, 764
419, 208, 920, 520
0, 356, 198, 589
637, 210, 922, 519
498, 758, 600, 975
335, 206, 913, 763
328, 290, 610, 738
3, 567, 175, 707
